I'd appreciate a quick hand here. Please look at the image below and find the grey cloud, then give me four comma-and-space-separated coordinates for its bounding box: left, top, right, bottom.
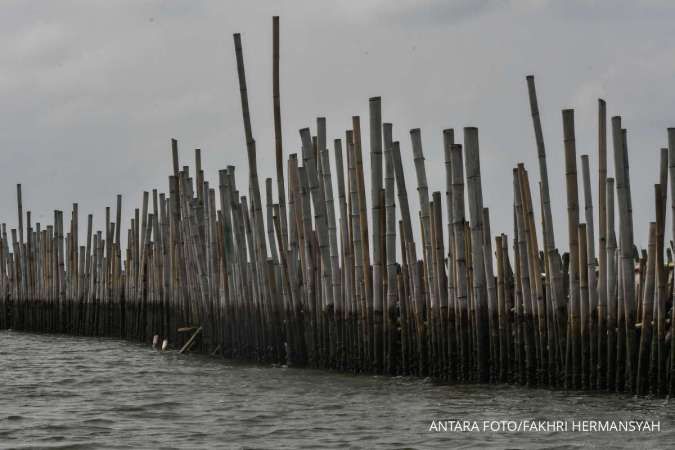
0, 0, 673, 254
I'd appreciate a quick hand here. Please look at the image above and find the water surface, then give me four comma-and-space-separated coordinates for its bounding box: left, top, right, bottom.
0, 331, 672, 449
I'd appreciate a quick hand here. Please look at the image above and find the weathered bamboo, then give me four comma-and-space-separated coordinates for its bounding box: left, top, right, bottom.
383, 124, 397, 375
370, 98, 384, 371
652, 181, 666, 395
580, 155, 598, 386
606, 178, 618, 391
562, 109, 581, 389
272, 17, 288, 253
464, 127, 489, 383
411, 128, 435, 373
495, 234, 507, 381
431, 192, 448, 376
597, 98, 608, 390
526, 77, 563, 380
3, 20, 674, 397
637, 222, 656, 395
513, 169, 535, 385
482, 207, 498, 381
578, 223, 590, 388
517, 167, 546, 384
668, 127, 675, 396
612, 116, 637, 393
451, 144, 470, 381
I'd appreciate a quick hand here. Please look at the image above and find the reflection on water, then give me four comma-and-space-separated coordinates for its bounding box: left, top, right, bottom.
0, 331, 672, 449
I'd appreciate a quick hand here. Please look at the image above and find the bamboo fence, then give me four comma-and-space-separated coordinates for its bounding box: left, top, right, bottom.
1, 17, 674, 397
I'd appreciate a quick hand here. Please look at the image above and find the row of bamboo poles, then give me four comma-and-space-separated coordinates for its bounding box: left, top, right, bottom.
1, 17, 674, 397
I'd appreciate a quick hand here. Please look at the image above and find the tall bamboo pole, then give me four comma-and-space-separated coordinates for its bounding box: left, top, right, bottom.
464, 127, 489, 383
383, 124, 397, 375
451, 144, 470, 381
272, 17, 288, 252
443, 129, 458, 380
526, 77, 562, 374
612, 116, 636, 393
370, 98, 383, 372
597, 98, 608, 389
518, 167, 545, 384
352, 117, 372, 368
580, 154, 598, 386
562, 109, 581, 389
411, 128, 434, 373
667, 127, 675, 396
514, 169, 535, 385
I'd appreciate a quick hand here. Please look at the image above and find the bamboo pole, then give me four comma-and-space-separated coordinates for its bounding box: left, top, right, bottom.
597, 98, 608, 390
514, 169, 535, 385
370, 98, 384, 372
482, 207, 498, 381
272, 16, 289, 253
637, 222, 656, 395
353, 117, 372, 369
578, 223, 590, 389
562, 109, 581, 389
518, 167, 545, 384
580, 155, 598, 387
5, 21, 675, 397
451, 144, 470, 381
668, 127, 675, 396
612, 116, 637, 393
464, 127, 490, 383
526, 77, 563, 378
606, 178, 618, 391
411, 128, 434, 374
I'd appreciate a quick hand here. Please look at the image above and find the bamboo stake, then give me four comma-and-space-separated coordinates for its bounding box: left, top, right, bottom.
581, 155, 598, 386
612, 116, 637, 393
562, 109, 581, 389
526, 77, 563, 378
451, 144, 470, 381
272, 16, 289, 253
464, 127, 489, 382
667, 127, 675, 396
606, 177, 618, 392
597, 98, 608, 389
370, 98, 383, 372
637, 222, 656, 395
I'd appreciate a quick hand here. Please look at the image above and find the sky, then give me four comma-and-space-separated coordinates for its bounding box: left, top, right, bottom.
1, 0, 674, 255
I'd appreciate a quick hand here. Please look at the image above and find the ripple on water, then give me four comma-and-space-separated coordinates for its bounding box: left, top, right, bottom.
0, 330, 673, 449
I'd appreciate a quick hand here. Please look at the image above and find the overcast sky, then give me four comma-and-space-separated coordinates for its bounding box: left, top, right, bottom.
1, 0, 674, 254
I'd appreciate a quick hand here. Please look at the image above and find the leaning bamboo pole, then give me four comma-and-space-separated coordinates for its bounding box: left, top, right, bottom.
526, 77, 563, 378
272, 17, 288, 252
